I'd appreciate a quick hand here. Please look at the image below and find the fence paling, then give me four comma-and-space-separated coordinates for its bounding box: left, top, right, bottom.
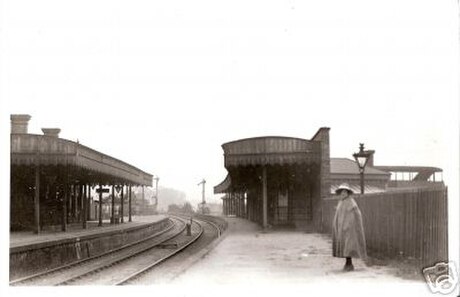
445, 188, 448, 261
401, 193, 407, 257
431, 191, 437, 265
437, 192, 443, 263
321, 187, 447, 270
422, 192, 429, 266
385, 197, 390, 256
388, 196, 394, 256
437, 194, 441, 263
407, 195, 412, 260
398, 195, 404, 256
380, 197, 384, 255
428, 191, 434, 266
418, 192, 424, 266
417, 191, 422, 262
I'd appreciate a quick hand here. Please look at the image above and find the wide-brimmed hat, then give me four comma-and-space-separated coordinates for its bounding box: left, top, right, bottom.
335, 183, 354, 195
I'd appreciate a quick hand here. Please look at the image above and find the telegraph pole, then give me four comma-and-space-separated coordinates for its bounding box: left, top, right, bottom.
197, 179, 206, 214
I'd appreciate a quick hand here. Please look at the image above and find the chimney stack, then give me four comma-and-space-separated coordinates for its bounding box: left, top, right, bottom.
41, 128, 61, 138
365, 150, 375, 167
10, 114, 32, 134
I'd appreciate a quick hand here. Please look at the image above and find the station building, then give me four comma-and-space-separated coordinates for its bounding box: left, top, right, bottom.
329, 158, 390, 194
214, 128, 443, 231
10, 114, 153, 233
214, 128, 331, 231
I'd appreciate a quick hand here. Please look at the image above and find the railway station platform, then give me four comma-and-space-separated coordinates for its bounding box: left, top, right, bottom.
10, 215, 169, 279
171, 217, 435, 297
10, 215, 166, 248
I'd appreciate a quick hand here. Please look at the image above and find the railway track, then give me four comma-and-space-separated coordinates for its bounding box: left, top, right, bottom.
10, 215, 227, 286
120, 214, 226, 285
9, 217, 183, 286
114, 216, 207, 285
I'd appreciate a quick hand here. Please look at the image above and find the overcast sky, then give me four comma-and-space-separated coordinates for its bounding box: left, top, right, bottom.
2, 0, 458, 206
1, 0, 459, 295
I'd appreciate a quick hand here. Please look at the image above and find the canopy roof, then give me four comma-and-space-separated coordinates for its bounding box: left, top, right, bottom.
214, 136, 324, 194
222, 136, 321, 168
11, 134, 152, 186
214, 174, 232, 194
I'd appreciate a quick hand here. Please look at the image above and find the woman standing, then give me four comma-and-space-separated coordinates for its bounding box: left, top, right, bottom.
332, 183, 367, 271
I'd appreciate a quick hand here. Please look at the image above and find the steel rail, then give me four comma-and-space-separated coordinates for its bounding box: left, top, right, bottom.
170, 213, 225, 236
117, 215, 226, 285
192, 215, 224, 237
115, 217, 207, 285
56, 217, 188, 285
204, 220, 221, 237
9, 218, 180, 286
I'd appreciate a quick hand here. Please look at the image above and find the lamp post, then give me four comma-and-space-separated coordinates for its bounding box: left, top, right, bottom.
153, 176, 159, 210
353, 143, 374, 194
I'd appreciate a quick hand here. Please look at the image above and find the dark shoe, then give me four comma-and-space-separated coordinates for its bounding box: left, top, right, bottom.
343, 264, 354, 272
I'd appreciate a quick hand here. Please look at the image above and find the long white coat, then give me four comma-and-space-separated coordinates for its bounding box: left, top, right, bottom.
332, 196, 367, 259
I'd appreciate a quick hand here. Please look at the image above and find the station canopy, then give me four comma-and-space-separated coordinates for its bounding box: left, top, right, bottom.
11, 133, 153, 186
214, 136, 322, 194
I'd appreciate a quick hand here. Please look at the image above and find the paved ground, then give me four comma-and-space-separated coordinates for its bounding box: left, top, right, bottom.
170, 217, 436, 297
10, 215, 166, 248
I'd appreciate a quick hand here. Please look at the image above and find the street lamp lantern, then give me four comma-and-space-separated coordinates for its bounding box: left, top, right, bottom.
352, 143, 374, 194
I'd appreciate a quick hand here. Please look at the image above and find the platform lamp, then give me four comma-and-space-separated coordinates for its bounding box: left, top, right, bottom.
353, 143, 374, 194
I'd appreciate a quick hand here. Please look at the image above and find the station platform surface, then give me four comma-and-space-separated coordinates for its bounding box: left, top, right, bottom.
171, 217, 435, 297
10, 215, 167, 249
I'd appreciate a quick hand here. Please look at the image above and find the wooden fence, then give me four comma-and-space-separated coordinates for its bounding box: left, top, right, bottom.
320, 187, 448, 269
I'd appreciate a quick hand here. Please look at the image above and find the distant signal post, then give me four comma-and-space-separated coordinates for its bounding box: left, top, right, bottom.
198, 179, 206, 214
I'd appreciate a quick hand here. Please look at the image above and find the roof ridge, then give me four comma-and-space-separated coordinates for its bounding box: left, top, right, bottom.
330, 158, 390, 175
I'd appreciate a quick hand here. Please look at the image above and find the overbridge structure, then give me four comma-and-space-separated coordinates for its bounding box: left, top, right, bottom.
373, 165, 444, 189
